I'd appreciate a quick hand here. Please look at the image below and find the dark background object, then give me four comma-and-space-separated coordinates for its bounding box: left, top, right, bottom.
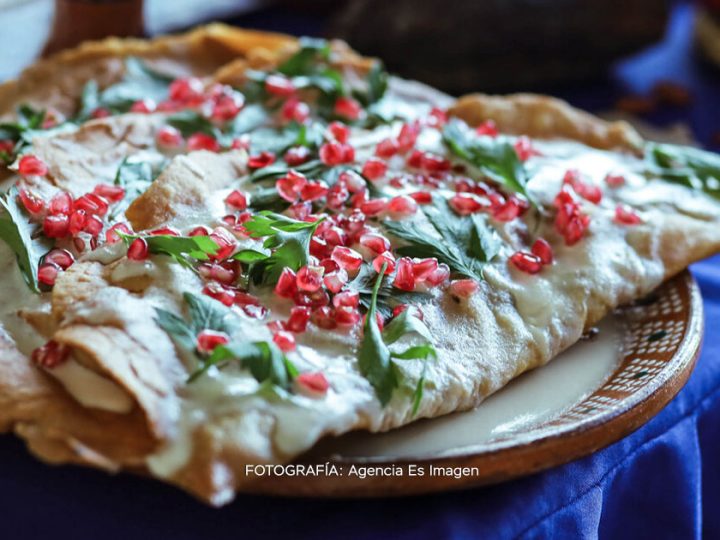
315, 0, 669, 93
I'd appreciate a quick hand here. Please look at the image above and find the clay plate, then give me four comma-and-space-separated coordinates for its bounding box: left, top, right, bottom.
243, 270, 703, 496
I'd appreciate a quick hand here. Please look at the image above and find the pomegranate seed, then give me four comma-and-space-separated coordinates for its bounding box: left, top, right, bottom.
296, 265, 324, 292
169, 77, 204, 103
531, 238, 554, 265
406, 150, 424, 168
127, 238, 149, 261
299, 180, 329, 202
331, 246, 363, 272
187, 133, 220, 152
373, 251, 396, 274
281, 98, 310, 123
493, 198, 521, 222
276, 170, 307, 202
409, 191, 433, 204
236, 292, 266, 319
376, 138, 399, 158
326, 183, 350, 210
333, 96, 362, 120
397, 121, 421, 152
425, 263, 450, 286
209, 228, 237, 260
156, 126, 184, 148
341, 144, 355, 163
284, 146, 311, 166
248, 151, 276, 169
332, 290, 360, 309
614, 204, 642, 225
18, 155, 48, 177
563, 169, 602, 204
203, 282, 236, 306
338, 171, 364, 193
31, 340, 69, 369
412, 258, 438, 281
312, 306, 337, 329
475, 120, 498, 137
393, 304, 424, 321
196, 330, 230, 354
93, 183, 125, 203
319, 258, 339, 273
449, 193, 487, 215
18, 188, 45, 215
605, 173, 626, 188
393, 257, 415, 291
75, 193, 109, 217
296, 372, 330, 395
510, 252, 543, 274
212, 93, 244, 122
49, 192, 73, 215
514, 137, 541, 161
274, 268, 298, 298
360, 197, 388, 217
363, 312, 385, 332
130, 99, 156, 114
44, 248, 74, 270
387, 195, 418, 218
0, 139, 15, 157
210, 263, 238, 285
286, 306, 311, 333
272, 330, 296, 352
323, 226, 348, 247
67, 210, 87, 236
105, 222, 132, 244
264, 74, 296, 97
37, 262, 61, 286
428, 107, 448, 127
150, 227, 180, 236
225, 190, 247, 210
328, 121, 350, 143
319, 142, 345, 166
359, 233, 390, 254
83, 215, 104, 237
91, 108, 111, 119
43, 214, 69, 238
323, 269, 348, 293
420, 153, 451, 173
335, 306, 361, 326
361, 158, 387, 181
188, 225, 211, 237
449, 279, 479, 297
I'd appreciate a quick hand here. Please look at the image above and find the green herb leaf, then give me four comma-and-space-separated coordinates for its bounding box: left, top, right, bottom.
111, 157, 161, 218
347, 264, 432, 320
0, 104, 47, 158
443, 118, 535, 207
0, 187, 51, 293
383, 197, 502, 281
358, 262, 397, 406
100, 57, 172, 112
120, 233, 219, 268
647, 143, 720, 200
353, 60, 389, 107
167, 110, 217, 138
278, 37, 331, 76
228, 103, 270, 135
233, 249, 269, 263
248, 159, 325, 184
190, 340, 294, 386
242, 211, 322, 285
357, 264, 436, 413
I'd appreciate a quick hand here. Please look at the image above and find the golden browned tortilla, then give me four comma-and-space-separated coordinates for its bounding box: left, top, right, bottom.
0, 25, 718, 505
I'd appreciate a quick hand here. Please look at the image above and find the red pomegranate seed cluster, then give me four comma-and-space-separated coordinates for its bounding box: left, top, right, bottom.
563, 169, 602, 204
553, 187, 591, 246
510, 238, 554, 275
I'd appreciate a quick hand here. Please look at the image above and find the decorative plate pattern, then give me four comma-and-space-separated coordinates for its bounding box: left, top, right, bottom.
246, 271, 703, 496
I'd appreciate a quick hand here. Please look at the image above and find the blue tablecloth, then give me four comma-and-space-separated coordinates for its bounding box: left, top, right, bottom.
1, 4, 719, 540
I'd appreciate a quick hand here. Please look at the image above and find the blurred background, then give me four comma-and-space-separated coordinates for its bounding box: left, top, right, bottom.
0, 0, 718, 149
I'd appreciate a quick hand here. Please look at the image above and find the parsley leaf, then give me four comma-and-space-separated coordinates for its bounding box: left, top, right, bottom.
0, 187, 51, 293
155, 292, 294, 385
278, 37, 331, 76
120, 233, 219, 268
647, 143, 720, 200
78, 57, 172, 118
347, 264, 432, 320
0, 104, 48, 160
353, 60, 389, 107
358, 263, 436, 413
383, 197, 502, 281
443, 118, 535, 207
111, 157, 162, 219
167, 110, 217, 138
248, 159, 325, 184
240, 211, 323, 285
